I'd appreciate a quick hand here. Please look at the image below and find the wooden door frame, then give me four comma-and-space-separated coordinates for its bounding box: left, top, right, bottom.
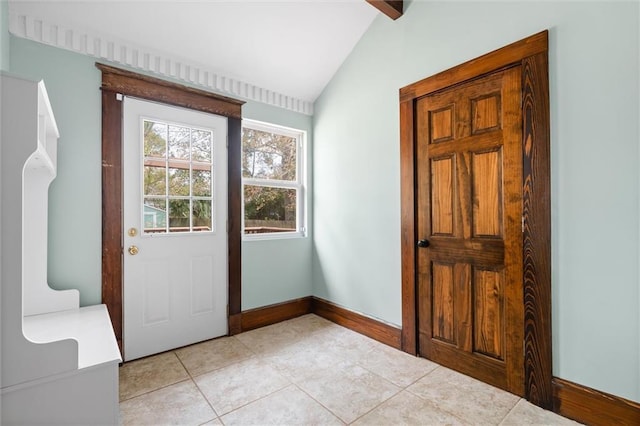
97, 64, 245, 353
399, 31, 552, 408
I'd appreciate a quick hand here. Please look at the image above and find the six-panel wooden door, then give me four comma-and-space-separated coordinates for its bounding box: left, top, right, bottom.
416, 66, 525, 395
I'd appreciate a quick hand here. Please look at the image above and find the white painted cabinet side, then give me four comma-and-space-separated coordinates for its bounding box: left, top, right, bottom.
1, 73, 79, 388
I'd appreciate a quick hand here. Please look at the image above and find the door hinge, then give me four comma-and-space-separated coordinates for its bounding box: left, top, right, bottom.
116, 93, 123, 101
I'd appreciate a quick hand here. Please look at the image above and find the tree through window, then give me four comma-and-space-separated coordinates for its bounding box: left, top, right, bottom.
242, 120, 306, 237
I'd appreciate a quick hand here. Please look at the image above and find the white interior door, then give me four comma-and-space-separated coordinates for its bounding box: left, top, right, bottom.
123, 97, 228, 361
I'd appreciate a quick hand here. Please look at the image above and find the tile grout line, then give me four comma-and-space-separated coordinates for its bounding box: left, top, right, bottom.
344, 387, 404, 425
351, 353, 441, 390
215, 383, 298, 420
401, 366, 483, 425
216, 365, 293, 418
173, 350, 222, 424
497, 397, 523, 426
289, 382, 348, 425
119, 377, 192, 403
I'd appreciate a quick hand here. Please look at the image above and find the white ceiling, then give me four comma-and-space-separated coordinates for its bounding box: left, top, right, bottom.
8, 0, 379, 103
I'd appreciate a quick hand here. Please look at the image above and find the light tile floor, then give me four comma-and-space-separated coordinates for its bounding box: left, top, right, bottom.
119, 314, 580, 425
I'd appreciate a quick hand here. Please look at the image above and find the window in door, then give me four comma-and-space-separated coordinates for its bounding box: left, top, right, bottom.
242, 120, 306, 238
142, 119, 216, 234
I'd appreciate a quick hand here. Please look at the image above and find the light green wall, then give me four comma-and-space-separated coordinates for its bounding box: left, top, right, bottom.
0, 0, 8, 70
313, 1, 639, 402
241, 100, 313, 310
9, 35, 313, 310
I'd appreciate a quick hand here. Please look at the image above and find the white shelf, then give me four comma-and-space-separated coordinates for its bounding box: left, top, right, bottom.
23, 305, 122, 369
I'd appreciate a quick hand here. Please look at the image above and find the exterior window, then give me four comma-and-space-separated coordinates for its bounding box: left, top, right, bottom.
142, 119, 215, 234
242, 120, 306, 238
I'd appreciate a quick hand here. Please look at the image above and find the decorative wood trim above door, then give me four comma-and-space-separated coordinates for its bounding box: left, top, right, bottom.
99, 64, 243, 119
97, 63, 244, 352
399, 31, 551, 408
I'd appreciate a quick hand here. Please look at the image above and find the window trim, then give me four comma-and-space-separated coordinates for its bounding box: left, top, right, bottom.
241, 119, 307, 240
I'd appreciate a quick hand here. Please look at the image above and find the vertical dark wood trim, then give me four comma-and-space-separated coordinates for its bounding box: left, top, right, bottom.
399, 99, 417, 355
522, 51, 553, 409
553, 378, 640, 426
399, 31, 551, 408
98, 64, 244, 351
101, 90, 123, 351
227, 117, 242, 335
228, 314, 242, 336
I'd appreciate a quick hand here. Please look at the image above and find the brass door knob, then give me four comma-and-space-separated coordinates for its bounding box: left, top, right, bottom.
128, 245, 139, 256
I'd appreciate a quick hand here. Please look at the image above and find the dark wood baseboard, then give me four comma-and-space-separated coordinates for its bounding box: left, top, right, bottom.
553, 377, 640, 426
311, 297, 402, 349
239, 297, 313, 332
236, 296, 402, 349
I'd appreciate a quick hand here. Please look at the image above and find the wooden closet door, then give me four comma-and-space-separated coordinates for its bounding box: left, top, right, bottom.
416, 66, 525, 395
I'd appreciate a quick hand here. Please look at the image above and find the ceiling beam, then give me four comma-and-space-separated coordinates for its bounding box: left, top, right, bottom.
366, 0, 403, 20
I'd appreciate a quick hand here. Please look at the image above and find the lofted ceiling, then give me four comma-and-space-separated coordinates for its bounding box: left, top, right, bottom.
8, 0, 380, 107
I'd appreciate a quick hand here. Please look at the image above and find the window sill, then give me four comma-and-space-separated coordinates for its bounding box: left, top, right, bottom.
242, 231, 307, 242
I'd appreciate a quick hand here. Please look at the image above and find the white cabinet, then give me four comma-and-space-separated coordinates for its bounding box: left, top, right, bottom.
1, 73, 121, 425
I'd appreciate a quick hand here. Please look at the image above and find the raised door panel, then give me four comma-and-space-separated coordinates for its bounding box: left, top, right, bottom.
430, 106, 454, 143
473, 268, 505, 360
142, 260, 170, 326
190, 256, 215, 315
471, 93, 501, 134
431, 262, 455, 344
431, 157, 455, 236
471, 149, 503, 238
